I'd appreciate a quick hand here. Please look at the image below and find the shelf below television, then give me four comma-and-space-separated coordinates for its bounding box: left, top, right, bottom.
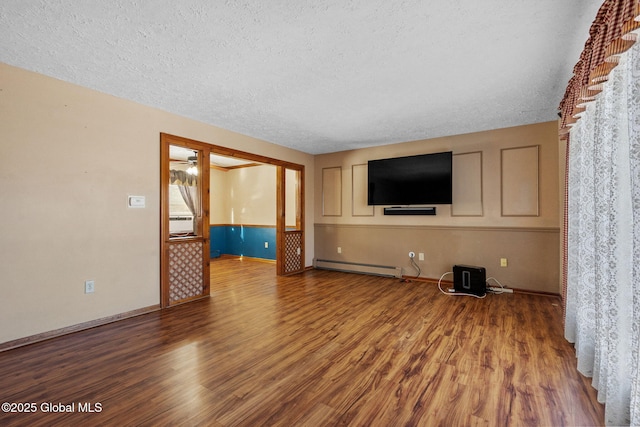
383, 207, 436, 215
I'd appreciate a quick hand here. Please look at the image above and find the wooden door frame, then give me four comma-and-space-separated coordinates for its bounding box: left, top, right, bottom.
276, 166, 305, 275
161, 133, 212, 308
161, 133, 305, 307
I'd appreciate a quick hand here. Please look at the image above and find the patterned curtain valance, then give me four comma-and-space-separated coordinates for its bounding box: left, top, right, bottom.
170, 169, 197, 186
559, 0, 640, 139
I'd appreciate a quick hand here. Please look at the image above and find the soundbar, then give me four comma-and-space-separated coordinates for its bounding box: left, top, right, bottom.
383, 207, 436, 215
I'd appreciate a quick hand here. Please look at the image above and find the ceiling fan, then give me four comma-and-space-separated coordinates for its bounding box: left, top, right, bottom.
185, 152, 198, 176
170, 150, 199, 176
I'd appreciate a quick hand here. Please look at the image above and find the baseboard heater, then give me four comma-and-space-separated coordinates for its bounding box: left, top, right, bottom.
314, 259, 402, 278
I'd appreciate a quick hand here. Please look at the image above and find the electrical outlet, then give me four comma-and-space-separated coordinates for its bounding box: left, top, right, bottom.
500, 258, 508, 267
85, 280, 95, 294
337, 247, 342, 254
409, 251, 415, 258
264, 242, 269, 249
418, 253, 424, 261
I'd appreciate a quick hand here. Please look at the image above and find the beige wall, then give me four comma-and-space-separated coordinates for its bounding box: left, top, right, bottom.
0, 60, 561, 344
210, 168, 230, 224
210, 164, 277, 225
0, 62, 314, 344
210, 164, 299, 228
314, 122, 561, 293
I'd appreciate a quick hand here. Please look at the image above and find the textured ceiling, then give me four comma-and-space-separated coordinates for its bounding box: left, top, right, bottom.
0, 1, 601, 154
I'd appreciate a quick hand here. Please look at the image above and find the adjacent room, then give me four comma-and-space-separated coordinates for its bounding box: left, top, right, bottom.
1, 1, 638, 426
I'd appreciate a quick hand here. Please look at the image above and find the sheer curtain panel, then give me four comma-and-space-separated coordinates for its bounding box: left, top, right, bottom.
565, 38, 640, 426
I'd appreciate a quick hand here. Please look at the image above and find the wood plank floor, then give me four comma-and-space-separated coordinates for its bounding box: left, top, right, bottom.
0, 257, 604, 426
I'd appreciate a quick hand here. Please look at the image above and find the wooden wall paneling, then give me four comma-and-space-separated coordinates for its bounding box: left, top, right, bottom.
322, 167, 342, 216
351, 164, 374, 216
501, 145, 540, 216
452, 151, 483, 216
314, 223, 561, 294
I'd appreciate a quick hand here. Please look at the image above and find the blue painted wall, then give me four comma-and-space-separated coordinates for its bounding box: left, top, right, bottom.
210, 226, 226, 258
210, 225, 276, 260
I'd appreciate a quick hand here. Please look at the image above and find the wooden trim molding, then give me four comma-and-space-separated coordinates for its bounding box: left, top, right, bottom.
0, 305, 161, 353
322, 166, 342, 216
162, 133, 305, 278
451, 151, 484, 217
352, 164, 374, 217
314, 222, 560, 233
399, 275, 561, 297
161, 133, 211, 308
209, 223, 277, 228
500, 145, 540, 217
210, 163, 262, 172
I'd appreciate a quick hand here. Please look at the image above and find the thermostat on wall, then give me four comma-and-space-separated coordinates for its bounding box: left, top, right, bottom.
128, 195, 145, 208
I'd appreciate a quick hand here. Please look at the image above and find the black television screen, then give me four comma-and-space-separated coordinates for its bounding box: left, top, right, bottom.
367, 151, 453, 205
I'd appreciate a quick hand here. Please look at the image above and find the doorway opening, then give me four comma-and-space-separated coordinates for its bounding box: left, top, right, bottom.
160, 133, 304, 307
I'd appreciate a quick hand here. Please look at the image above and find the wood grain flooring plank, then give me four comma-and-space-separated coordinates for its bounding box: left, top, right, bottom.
0, 257, 604, 426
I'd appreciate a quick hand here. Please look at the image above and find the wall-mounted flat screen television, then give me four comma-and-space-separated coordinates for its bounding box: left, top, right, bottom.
367, 151, 453, 205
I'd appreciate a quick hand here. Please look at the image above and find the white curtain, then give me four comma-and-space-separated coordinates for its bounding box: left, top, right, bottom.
565, 39, 640, 426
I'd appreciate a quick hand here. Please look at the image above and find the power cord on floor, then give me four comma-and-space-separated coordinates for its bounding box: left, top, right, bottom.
437, 271, 486, 299
400, 254, 422, 283
486, 277, 506, 294
410, 256, 421, 279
